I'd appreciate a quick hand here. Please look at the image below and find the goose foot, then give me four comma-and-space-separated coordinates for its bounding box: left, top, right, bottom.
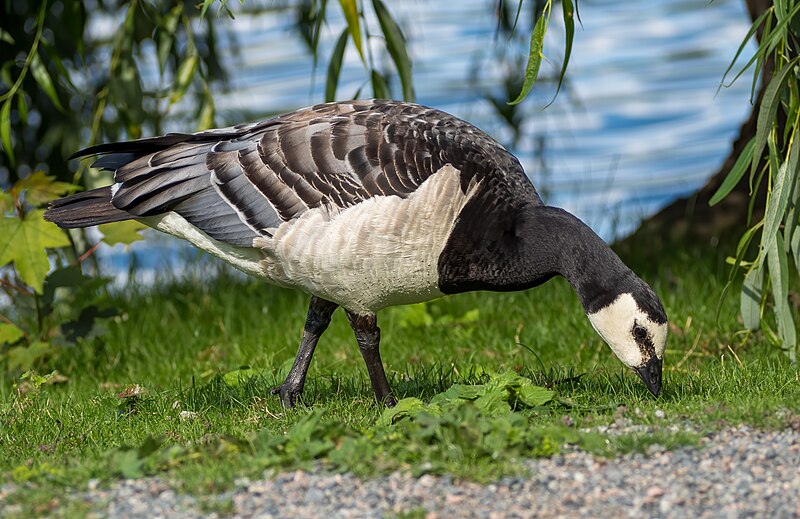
271, 382, 303, 408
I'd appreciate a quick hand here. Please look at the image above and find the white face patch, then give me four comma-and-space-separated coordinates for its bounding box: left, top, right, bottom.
587, 293, 668, 368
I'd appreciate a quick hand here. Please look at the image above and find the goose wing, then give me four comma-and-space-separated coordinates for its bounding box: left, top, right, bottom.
78, 99, 540, 247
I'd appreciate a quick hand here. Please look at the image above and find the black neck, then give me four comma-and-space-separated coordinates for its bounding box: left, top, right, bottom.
438, 203, 634, 314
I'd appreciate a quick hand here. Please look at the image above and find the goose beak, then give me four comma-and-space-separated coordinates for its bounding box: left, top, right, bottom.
634, 356, 662, 397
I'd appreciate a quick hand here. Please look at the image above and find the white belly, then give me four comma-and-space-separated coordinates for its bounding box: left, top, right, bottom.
256, 164, 477, 313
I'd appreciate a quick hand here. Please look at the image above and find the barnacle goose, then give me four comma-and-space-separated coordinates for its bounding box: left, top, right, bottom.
46, 99, 668, 406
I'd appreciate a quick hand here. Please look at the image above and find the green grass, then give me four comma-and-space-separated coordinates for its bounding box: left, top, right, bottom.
1, 242, 799, 513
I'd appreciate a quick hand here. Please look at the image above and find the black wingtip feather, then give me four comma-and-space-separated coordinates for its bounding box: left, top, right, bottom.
44, 187, 132, 228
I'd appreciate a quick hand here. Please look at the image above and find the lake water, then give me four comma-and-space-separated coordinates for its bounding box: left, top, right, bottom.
100, 0, 756, 279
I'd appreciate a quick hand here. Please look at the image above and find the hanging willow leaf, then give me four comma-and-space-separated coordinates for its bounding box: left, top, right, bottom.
719, 6, 772, 90
551, 0, 575, 101
762, 159, 794, 259
509, 2, 550, 105
373, 0, 414, 101
371, 69, 390, 99
199, 0, 216, 20
792, 225, 800, 276
339, 0, 364, 64
170, 54, 199, 105
740, 262, 764, 331
326, 29, 349, 102
752, 58, 799, 176
157, 6, 182, 74
0, 99, 12, 166
16, 92, 28, 125
782, 137, 800, 253
769, 233, 796, 357
722, 4, 800, 91
30, 53, 64, 111
709, 138, 755, 206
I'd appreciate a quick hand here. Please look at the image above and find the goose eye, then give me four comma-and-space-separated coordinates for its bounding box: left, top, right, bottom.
633, 326, 648, 340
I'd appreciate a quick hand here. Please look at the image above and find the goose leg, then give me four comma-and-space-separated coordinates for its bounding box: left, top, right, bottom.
345, 311, 397, 407
272, 296, 338, 407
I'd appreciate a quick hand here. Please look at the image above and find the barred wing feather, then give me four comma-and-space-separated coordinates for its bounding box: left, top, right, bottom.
75, 100, 539, 247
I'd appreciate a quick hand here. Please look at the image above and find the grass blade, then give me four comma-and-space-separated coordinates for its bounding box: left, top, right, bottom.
326, 29, 349, 102
373, 0, 414, 101
339, 0, 365, 64
509, 3, 550, 105
710, 137, 755, 206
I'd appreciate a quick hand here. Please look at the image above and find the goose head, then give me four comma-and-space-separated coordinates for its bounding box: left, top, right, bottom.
586, 288, 668, 397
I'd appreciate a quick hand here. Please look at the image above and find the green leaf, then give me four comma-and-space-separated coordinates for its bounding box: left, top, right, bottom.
474, 389, 512, 416
98, 221, 147, 246
13, 171, 79, 206
429, 383, 485, 406
326, 28, 349, 102
752, 56, 799, 177
512, 379, 555, 407
370, 69, 390, 99
761, 160, 793, 252
198, 0, 216, 20
6, 341, 52, 372
0, 28, 14, 44
196, 89, 215, 131
767, 233, 789, 315
740, 263, 764, 331
222, 367, 266, 387
782, 140, 800, 254
170, 54, 199, 105
379, 397, 427, 426
0, 210, 71, 293
719, 6, 771, 90
16, 92, 28, 125
792, 225, 800, 276
338, 0, 364, 64
551, 0, 575, 101
30, 53, 64, 111
709, 138, 755, 206
372, 0, 414, 101
0, 99, 12, 166
157, 6, 182, 74
0, 323, 25, 346
768, 233, 796, 357
0, 192, 13, 213
509, 3, 550, 105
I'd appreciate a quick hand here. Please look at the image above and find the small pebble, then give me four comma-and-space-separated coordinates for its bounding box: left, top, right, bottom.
8, 426, 796, 518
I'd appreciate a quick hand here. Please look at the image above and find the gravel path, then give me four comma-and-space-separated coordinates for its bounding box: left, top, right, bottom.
4, 426, 800, 518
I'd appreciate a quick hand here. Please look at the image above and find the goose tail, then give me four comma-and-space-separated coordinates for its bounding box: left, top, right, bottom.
44, 186, 132, 228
